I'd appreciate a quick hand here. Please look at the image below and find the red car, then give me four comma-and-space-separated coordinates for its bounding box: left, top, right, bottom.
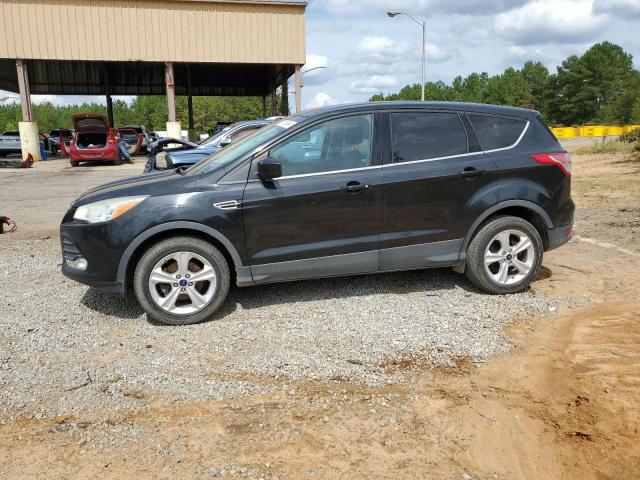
69, 114, 121, 167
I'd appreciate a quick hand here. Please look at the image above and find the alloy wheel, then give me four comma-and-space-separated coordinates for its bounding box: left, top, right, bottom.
148, 251, 217, 315
483, 229, 535, 286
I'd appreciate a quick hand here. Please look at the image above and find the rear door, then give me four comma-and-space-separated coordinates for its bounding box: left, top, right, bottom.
379, 110, 499, 270
242, 113, 384, 283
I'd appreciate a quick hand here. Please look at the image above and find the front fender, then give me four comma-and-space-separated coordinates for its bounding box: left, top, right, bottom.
116, 221, 245, 287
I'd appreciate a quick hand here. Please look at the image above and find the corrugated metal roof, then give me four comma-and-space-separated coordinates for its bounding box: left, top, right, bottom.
0, 59, 293, 96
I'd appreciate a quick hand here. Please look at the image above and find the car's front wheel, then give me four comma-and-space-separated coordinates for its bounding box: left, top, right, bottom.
134, 236, 230, 325
465, 215, 543, 294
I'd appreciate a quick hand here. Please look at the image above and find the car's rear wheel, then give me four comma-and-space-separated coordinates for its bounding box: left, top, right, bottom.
465, 215, 543, 294
70, 160, 79, 167
133, 236, 230, 325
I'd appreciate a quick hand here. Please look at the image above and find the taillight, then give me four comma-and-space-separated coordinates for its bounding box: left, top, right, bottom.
531, 152, 571, 176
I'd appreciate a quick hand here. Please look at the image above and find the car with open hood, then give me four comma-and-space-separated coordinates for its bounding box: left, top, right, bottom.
69, 114, 120, 166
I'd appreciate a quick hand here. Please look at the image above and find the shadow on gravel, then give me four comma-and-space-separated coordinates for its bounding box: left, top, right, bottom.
230, 268, 479, 311
80, 266, 546, 323
81, 289, 144, 319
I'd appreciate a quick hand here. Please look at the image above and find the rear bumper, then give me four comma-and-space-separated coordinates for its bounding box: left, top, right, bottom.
70, 145, 118, 161
546, 223, 574, 251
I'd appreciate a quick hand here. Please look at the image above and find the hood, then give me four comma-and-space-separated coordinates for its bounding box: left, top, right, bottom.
72, 113, 109, 132
71, 168, 227, 207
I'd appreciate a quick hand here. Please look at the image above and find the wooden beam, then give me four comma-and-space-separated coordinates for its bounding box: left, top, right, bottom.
16, 60, 32, 122
165, 62, 176, 122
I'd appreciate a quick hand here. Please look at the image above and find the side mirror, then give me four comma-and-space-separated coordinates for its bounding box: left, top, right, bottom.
257, 157, 282, 180
219, 137, 232, 148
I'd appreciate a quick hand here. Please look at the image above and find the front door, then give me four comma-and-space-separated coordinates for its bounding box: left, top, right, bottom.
242, 113, 383, 284
379, 110, 499, 270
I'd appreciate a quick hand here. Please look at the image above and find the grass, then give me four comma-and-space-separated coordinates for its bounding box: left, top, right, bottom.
567, 136, 633, 155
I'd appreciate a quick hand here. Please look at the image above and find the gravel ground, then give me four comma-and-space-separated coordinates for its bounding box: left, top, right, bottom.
0, 235, 561, 420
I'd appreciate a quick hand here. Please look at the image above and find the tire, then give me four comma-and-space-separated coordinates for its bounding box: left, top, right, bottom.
134, 236, 230, 325
465, 215, 543, 294
70, 160, 79, 167
114, 155, 122, 166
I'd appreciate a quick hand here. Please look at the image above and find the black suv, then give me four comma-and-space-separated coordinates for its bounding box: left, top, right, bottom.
61, 102, 574, 325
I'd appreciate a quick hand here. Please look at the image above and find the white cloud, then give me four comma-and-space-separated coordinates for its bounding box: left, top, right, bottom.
355, 36, 408, 65
593, 0, 640, 19
303, 54, 330, 86
350, 75, 398, 94
425, 43, 454, 63
306, 92, 339, 109
494, 0, 607, 45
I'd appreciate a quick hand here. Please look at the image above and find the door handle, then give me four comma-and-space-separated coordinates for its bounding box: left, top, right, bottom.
459, 167, 486, 178
342, 181, 369, 194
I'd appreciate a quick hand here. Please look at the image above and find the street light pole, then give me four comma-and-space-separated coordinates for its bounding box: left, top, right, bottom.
387, 11, 426, 101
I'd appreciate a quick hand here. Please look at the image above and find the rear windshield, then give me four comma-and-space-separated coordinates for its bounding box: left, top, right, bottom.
468, 114, 527, 151
76, 118, 106, 128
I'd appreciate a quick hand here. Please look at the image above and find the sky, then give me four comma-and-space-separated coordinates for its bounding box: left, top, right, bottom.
1, 0, 639, 112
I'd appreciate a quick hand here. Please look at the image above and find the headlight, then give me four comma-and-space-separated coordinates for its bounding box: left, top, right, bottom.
73, 196, 148, 223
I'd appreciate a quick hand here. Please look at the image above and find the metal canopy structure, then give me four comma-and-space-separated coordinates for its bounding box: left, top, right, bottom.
0, 60, 294, 97
0, 0, 307, 161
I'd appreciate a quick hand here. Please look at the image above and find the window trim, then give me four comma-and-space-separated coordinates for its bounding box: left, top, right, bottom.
238, 109, 530, 182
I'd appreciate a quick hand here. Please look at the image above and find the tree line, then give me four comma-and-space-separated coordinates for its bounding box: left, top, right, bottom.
0, 92, 287, 134
1, 41, 638, 132
370, 42, 640, 126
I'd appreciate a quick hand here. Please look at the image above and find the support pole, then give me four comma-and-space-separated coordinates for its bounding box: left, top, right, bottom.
16, 59, 41, 162
294, 65, 302, 114
16, 60, 32, 122
106, 94, 114, 128
186, 65, 197, 142
271, 90, 277, 116
165, 62, 181, 140
104, 65, 114, 127
188, 96, 194, 129
262, 96, 267, 118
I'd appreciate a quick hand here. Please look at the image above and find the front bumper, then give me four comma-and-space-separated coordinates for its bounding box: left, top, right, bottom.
61, 263, 126, 294
60, 222, 128, 295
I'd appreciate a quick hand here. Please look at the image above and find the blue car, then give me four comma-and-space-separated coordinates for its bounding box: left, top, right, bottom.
143, 120, 273, 173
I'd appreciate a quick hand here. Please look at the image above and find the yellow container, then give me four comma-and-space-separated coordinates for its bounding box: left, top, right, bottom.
551, 127, 579, 138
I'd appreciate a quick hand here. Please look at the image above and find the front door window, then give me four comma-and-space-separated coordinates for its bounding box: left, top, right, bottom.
270, 114, 373, 177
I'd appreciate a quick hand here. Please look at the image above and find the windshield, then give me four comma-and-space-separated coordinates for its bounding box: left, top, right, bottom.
198, 126, 230, 146
187, 117, 304, 175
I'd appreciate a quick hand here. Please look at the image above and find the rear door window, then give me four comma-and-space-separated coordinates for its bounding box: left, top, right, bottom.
390, 112, 468, 163
468, 114, 527, 151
